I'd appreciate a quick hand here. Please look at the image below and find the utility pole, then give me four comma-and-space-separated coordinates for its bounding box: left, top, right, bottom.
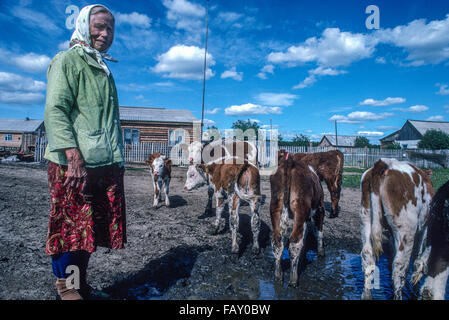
200, 0, 210, 143
335, 120, 338, 148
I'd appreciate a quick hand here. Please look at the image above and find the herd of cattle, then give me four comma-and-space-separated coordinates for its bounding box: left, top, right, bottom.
144, 139, 449, 300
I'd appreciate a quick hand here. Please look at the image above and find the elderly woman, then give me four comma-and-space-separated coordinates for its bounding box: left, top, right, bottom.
44, 4, 125, 300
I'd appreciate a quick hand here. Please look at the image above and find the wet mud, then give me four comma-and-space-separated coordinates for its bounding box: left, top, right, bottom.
0, 162, 447, 300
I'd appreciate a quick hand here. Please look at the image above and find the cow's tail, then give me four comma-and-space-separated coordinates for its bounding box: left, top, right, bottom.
283, 154, 293, 212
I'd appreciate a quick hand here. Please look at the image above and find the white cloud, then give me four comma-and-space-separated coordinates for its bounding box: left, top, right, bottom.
203, 118, 216, 126
162, 0, 205, 41
436, 83, 449, 95
293, 66, 347, 89
375, 57, 386, 64
0, 72, 46, 104
225, 103, 282, 116
329, 111, 394, 124
58, 41, 70, 51
249, 118, 261, 123
205, 108, 220, 114
374, 14, 449, 66
357, 131, 384, 137
426, 115, 444, 121
216, 11, 243, 24
256, 93, 299, 106
152, 45, 215, 80
257, 64, 275, 79
0, 49, 51, 73
116, 12, 152, 29
221, 67, 243, 81
393, 105, 429, 113
359, 97, 406, 106
11, 6, 61, 34
268, 28, 377, 67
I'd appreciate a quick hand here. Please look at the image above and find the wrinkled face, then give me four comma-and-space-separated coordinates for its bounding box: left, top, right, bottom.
184, 165, 207, 191
90, 11, 115, 52
152, 157, 165, 176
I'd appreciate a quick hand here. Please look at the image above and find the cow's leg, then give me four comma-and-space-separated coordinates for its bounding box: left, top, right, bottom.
411, 228, 430, 286
163, 178, 170, 207
249, 196, 262, 255
392, 230, 415, 300
360, 196, 376, 300
212, 192, 226, 234
288, 199, 308, 287
271, 198, 284, 282
153, 179, 160, 207
421, 264, 449, 300
312, 202, 326, 257
229, 194, 240, 255
325, 177, 341, 218
205, 186, 214, 213
420, 244, 449, 300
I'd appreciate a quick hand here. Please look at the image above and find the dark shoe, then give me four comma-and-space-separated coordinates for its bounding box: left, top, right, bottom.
79, 284, 112, 300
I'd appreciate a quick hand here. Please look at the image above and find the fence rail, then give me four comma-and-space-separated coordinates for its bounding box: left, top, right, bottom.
34, 138, 449, 169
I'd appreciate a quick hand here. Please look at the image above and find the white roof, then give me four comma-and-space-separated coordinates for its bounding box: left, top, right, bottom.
119, 106, 198, 123
408, 120, 449, 136
0, 118, 43, 133
323, 135, 358, 147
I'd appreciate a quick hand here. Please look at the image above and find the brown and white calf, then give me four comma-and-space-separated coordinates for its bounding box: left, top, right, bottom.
146, 153, 172, 207
360, 158, 434, 300
270, 150, 325, 287
411, 178, 449, 300
184, 162, 262, 255
188, 139, 258, 166
289, 150, 344, 218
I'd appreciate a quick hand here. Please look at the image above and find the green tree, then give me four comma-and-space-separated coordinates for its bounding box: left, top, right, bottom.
418, 130, 449, 150
231, 119, 260, 140
292, 134, 310, 147
354, 136, 371, 148
384, 142, 401, 150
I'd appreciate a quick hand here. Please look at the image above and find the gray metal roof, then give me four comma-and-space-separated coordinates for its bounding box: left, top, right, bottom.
408, 120, 449, 136
119, 106, 198, 123
322, 135, 358, 147
0, 118, 43, 133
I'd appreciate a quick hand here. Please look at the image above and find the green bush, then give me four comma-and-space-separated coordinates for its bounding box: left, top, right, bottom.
418, 130, 449, 150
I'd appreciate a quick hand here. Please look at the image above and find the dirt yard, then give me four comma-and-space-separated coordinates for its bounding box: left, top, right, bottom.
0, 162, 365, 300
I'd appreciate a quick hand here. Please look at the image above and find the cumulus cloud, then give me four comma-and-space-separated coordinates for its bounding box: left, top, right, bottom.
426, 115, 444, 121
221, 67, 243, 81
357, 131, 384, 137
255, 93, 299, 106
205, 108, 220, 114
0, 72, 46, 104
293, 66, 347, 89
436, 83, 449, 95
257, 64, 275, 79
162, 0, 205, 41
268, 28, 377, 67
152, 45, 215, 80
359, 97, 406, 106
11, 6, 61, 34
225, 103, 282, 116
393, 105, 429, 113
203, 118, 216, 126
329, 111, 394, 124
374, 14, 449, 66
115, 12, 152, 28
0, 48, 51, 73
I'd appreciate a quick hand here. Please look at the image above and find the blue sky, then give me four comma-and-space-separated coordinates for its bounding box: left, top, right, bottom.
1, 0, 449, 143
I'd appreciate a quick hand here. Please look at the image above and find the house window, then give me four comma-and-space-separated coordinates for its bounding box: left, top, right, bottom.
4, 134, 12, 141
168, 129, 185, 146
123, 129, 139, 144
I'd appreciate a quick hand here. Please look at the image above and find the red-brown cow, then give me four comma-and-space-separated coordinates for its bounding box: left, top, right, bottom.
289, 150, 343, 218
360, 158, 434, 300
184, 162, 262, 255
270, 150, 325, 287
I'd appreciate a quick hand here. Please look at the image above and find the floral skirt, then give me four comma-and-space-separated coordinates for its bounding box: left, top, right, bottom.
45, 162, 126, 255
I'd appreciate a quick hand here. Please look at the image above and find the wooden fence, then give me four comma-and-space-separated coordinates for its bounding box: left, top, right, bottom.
34, 138, 449, 169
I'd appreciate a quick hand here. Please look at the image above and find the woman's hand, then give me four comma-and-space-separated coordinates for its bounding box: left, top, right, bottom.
63, 148, 88, 192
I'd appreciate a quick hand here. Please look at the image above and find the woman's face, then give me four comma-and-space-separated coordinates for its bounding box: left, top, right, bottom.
89, 11, 114, 52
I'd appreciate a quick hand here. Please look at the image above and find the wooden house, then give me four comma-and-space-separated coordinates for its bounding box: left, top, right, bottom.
119, 106, 199, 145
0, 118, 45, 152
380, 119, 449, 149
319, 135, 358, 148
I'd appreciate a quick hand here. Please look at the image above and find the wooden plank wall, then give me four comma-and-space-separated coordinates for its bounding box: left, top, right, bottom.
120, 121, 195, 143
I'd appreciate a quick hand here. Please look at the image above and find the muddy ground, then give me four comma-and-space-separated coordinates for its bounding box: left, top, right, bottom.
0, 162, 370, 300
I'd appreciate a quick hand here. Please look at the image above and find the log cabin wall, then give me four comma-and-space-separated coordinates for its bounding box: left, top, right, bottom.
120, 120, 195, 144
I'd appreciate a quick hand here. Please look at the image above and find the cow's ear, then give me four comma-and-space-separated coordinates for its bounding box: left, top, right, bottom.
165, 159, 172, 166
278, 149, 286, 161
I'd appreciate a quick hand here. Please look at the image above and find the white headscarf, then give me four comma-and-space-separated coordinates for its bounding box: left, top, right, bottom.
70, 4, 117, 75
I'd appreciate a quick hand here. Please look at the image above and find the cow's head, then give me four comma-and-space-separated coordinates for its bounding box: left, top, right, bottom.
184, 164, 207, 191
146, 153, 171, 176
188, 141, 203, 164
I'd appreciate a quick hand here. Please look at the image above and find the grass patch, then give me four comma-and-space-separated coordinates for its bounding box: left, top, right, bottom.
430, 168, 449, 191
343, 167, 367, 174
342, 174, 362, 189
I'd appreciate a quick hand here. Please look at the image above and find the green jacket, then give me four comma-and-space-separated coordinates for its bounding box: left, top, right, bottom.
44, 46, 124, 167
